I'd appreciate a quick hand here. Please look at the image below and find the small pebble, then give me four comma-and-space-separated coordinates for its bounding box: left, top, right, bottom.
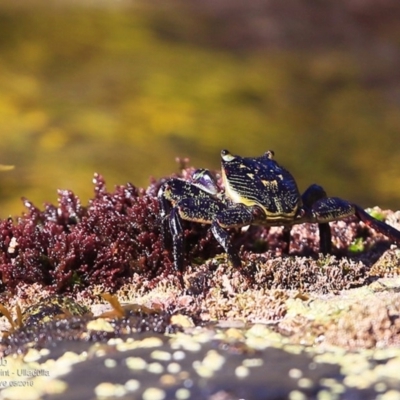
40, 379, 68, 395
104, 358, 117, 368
175, 388, 191, 400
377, 390, 400, 400
142, 387, 166, 400
94, 382, 126, 398
148, 362, 164, 374
298, 378, 313, 389
159, 374, 178, 386
288, 368, 302, 379
23, 349, 42, 363
139, 337, 163, 348
173, 351, 186, 361
124, 379, 140, 392
235, 365, 250, 378
242, 358, 264, 368
125, 357, 147, 370
374, 382, 387, 393
0, 387, 41, 400
86, 318, 114, 333
202, 350, 226, 371
39, 348, 50, 357
167, 362, 181, 374
170, 314, 194, 328
151, 350, 172, 361
288, 390, 307, 400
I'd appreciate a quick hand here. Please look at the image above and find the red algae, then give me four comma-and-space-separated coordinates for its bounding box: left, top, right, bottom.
0, 174, 172, 292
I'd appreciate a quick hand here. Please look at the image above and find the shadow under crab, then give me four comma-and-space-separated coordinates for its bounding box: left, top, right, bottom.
158, 149, 400, 278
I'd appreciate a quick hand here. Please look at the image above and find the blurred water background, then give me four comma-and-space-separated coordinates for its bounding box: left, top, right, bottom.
1, 0, 400, 218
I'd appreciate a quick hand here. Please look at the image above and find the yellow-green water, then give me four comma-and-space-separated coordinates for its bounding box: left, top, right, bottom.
1, 2, 400, 218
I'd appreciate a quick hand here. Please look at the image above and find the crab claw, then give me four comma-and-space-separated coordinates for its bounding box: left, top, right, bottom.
354, 205, 400, 245
306, 195, 400, 252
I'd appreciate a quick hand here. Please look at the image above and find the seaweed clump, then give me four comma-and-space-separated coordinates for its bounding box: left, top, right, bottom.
0, 166, 231, 294
0, 174, 172, 293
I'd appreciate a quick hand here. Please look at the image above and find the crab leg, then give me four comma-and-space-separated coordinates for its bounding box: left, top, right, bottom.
168, 207, 185, 274
159, 179, 210, 250
212, 204, 254, 267
158, 187, 173, 250
317, 223, 332, 254
211, 223, 242, 268
168, 198, 225, 273
283, 223, 332, 254
301, 184, 337, 254
305, 196, 355, 254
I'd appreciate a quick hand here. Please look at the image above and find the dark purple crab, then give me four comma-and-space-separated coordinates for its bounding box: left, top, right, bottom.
158, 150, 400, 274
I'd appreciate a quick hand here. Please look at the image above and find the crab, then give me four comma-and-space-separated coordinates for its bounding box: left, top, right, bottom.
158, 150, 400, 275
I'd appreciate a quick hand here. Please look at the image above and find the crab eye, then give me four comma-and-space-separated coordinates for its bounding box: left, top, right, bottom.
192, 169, 219, 195
221, 149, 235, 162
264, 150, 275, 159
